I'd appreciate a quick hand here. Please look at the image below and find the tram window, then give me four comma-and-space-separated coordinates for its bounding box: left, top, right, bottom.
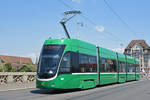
89, 56, 97, 72
107, 59, 117, 72
127, 63, 130, 72
78, 54, 97, 73
130, 64, 135, 72
131, 67, 135, 72
119, 62, 122, 72
122, 62, 126, 72
136, 64, 139, 72
100, 58, 106, 72
79, 54, 89, 72
119, 62, 126, 72
100, 58, 117, 72
59, 52, 71, 74
127, 63, 135, 72
136, 64, 140, 73
132, 64, 136, 72
71, 52, 79, 73
60, 52, 97, 73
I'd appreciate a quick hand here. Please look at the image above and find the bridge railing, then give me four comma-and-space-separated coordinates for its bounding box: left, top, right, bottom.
0, 72, 37, 85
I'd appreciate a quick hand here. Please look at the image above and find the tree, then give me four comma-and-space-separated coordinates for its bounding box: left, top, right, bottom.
4, 63, 13, 72
27, 64, 37, 72
0, 65, 3, 72
18, 64, 33, 72
11, 67, 17, 72
20, 64, 37, 72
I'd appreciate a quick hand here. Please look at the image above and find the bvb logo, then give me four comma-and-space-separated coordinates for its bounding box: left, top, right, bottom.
41, 82, 45, 86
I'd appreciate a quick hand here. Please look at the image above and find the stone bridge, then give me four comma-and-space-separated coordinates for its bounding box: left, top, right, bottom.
0, 72, 36, 85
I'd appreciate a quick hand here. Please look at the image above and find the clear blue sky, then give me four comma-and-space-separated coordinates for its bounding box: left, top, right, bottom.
0, 0, 150, 61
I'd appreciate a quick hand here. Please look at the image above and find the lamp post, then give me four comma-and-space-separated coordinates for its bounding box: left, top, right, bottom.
120, 43, 123, 53
76, 21, 83, 39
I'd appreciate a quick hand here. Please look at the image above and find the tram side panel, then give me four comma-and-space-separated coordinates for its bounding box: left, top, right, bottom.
73, 43, 98, 89
126, 56, 136, 81
135, 60, 140, 80
117, 53, 126, 83
99, 47, 118, 85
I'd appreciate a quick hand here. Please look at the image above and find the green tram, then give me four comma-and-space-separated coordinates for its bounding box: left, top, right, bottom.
36, 39, 140, 90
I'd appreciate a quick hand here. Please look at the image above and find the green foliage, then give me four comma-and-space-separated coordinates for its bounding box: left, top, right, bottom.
18, 64, 37, 72
1, 62, 36, 72
18, 65, 32, 72
4, 63, 13, 72
0, 66, 3, 72
28, 64, 37, 72
3, 63, 17, 72
11, 67, 17, 72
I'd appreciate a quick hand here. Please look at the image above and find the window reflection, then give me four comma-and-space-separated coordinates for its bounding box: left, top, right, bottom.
100, 58, 117, 72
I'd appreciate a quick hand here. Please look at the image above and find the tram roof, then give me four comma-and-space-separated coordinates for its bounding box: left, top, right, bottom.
44, 38, 96, 49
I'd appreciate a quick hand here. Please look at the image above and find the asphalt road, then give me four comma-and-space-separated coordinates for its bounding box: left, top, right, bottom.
0, 79, 150, 100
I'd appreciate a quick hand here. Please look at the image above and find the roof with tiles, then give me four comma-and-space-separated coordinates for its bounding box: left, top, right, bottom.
0, 55, 33, 64
125, 40, 149, 49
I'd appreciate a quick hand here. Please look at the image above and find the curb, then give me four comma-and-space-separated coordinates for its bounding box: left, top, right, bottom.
0, 87, 36, 92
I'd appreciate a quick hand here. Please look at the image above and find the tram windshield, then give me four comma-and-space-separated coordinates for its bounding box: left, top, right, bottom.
38, 44, 65, 79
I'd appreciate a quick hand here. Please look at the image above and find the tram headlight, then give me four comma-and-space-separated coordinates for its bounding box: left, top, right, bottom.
49, 70, 54, 74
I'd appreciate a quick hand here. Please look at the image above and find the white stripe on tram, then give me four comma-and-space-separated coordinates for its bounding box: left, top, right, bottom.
118, 73, 126, 74
37, 75, 57, 81
72, 73, 97, 75
72, 72, 128, 75
127, 72, 136, 74
100, 73, 117, 74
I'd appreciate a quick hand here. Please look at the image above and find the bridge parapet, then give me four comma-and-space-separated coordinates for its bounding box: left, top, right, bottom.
0, 72, 36, 85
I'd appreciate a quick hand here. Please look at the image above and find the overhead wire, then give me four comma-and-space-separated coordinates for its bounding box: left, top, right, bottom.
57, 0, 128, 45
103, 0, 139, 38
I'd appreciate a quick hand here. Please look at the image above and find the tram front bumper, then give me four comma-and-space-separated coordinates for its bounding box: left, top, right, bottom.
36, 79, 57, 89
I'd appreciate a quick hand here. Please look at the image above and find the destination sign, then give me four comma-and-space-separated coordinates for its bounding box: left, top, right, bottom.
44, 45, 61, 50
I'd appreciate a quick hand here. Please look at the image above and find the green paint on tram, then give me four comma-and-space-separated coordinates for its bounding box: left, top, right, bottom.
36, 39, 140, 90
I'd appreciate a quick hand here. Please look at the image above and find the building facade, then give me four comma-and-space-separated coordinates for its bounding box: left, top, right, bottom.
124, 40, 150, 72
